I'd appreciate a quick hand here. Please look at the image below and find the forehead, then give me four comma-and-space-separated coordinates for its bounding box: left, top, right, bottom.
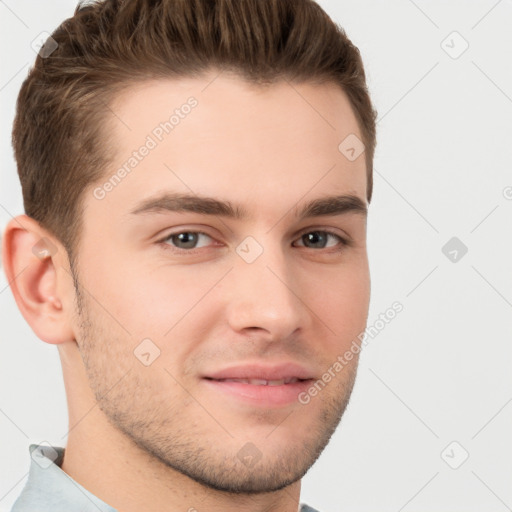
87, 73, 367, 222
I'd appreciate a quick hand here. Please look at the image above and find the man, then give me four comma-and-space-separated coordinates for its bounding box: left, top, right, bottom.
2, 0, 377, 510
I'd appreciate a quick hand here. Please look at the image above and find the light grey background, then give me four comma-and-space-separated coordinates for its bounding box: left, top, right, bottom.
1, 1, 511, 511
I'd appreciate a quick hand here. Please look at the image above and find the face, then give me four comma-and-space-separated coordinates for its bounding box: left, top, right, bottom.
71, 72, 370, 493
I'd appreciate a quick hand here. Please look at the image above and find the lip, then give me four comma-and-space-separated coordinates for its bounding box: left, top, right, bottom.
203, 378, 313, 407
202, 362, 315, 407
203, 362, 315, 381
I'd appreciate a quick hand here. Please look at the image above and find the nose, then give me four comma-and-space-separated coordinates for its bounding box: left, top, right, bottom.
225, 241, 311, 342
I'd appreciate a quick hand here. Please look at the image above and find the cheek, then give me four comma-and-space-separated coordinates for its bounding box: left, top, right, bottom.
94, 260, 222, 340
313, 265, 370, 345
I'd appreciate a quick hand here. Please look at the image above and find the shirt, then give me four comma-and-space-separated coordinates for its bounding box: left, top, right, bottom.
11, 444, 321, 512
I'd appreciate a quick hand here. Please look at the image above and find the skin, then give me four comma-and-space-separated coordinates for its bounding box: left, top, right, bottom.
2, 71, 370, 512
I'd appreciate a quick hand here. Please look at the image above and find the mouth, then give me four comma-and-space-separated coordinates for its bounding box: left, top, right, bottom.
202, 365, 315, 407
204, 377, 307, 386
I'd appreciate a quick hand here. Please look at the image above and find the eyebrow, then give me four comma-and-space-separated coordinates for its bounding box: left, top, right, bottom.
129, 192, 367, 220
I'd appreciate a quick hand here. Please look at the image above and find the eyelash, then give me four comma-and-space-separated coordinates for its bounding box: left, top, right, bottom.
156, 229, 350, 254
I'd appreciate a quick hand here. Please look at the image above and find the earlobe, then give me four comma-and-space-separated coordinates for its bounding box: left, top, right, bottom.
2, 214, 76, 345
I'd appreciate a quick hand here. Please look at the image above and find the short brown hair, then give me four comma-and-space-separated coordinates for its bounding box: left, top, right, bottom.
12, 0, 377, 265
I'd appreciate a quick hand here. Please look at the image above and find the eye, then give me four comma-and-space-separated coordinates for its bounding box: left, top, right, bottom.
293, 230, 348, 250
159, 231, 214, 251
157, 229, 349, 254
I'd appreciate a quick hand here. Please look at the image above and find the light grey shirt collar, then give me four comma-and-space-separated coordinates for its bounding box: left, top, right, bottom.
11, 443, 116, 512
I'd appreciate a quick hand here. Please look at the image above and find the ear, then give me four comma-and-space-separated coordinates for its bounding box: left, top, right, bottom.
1, 215, 76, 344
